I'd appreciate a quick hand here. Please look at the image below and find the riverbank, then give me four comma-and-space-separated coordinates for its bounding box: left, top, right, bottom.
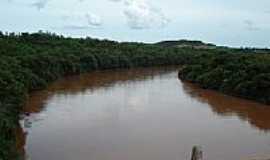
178, 52, 270, 104
1, 31, 270, 159
18, 68, 270, 160
0, 32, 200, 160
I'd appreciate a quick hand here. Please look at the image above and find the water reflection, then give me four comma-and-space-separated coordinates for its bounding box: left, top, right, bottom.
23, 67, 177, 115
182, 82, 270, 131
18, 67, 270, 160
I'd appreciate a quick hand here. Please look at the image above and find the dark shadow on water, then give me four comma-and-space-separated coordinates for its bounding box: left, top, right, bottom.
182, 81, 270, 132
15, 124, 26, 159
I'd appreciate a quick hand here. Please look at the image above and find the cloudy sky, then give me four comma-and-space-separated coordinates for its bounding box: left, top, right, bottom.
1, 0, 270, 47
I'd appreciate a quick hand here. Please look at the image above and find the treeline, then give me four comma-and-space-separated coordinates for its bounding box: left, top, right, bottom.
0, 31, 211, 160
1, 31, 269, 159
178, 52, 270, 104
156, 40, 216, 48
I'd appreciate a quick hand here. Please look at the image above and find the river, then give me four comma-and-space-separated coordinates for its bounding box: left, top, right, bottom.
19, 67, 270, 160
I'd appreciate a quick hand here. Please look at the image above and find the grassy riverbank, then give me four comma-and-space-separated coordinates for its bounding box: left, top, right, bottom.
0, 31, 269, 159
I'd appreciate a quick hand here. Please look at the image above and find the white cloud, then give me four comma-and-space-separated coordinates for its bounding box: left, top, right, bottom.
109, 0, 169, 29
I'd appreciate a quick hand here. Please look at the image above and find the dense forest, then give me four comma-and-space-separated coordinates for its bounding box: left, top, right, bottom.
178, 52, 270, 104
0, 31, 269, 160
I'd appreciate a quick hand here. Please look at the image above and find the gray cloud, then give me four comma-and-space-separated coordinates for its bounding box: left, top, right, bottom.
244, 20, 260, 31
32, 0, 49, 10
60, 13, 102, 30
85, 13, 102, 26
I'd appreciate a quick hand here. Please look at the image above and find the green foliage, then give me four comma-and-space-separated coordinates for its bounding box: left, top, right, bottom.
179, 52, 270, 104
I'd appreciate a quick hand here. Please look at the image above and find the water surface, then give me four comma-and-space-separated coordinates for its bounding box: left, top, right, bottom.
20, 67, 270, 160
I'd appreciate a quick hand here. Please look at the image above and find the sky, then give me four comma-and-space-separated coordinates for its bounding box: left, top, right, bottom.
1, 0, 270, 47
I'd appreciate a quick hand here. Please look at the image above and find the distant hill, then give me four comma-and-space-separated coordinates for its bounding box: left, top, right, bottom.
155, 40, 217, 49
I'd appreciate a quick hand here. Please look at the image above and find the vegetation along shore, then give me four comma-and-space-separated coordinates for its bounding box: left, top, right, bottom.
178, 51, 270, 104
0, 31, 270, 159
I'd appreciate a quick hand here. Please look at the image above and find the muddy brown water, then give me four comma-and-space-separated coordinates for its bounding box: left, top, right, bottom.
19, 67, 270, 160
